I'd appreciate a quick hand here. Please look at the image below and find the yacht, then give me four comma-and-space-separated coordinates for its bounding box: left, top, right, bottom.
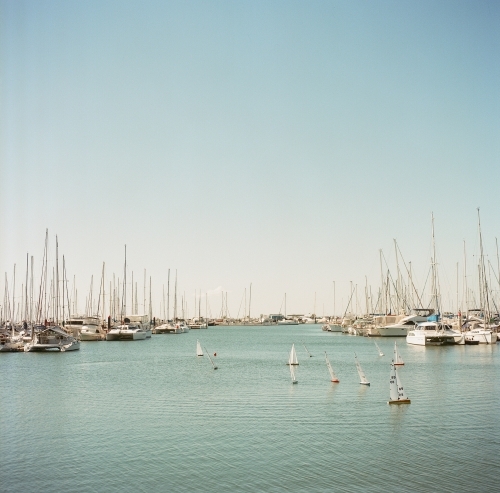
106, 315, 150, 341
277, 318, 299, 325
65, 316, 101, 338
375, 309, 434, 337
80, 323, 105, 341
464, 327, 497, 345
406, 321, 459, 346
25, 325, 80, 351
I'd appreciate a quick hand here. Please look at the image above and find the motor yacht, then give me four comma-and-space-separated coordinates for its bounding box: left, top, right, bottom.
376, 309, 435, 337
406, 321, 459, 346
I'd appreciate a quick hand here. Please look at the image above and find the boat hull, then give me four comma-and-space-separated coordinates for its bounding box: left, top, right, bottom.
388, 399, 411, 405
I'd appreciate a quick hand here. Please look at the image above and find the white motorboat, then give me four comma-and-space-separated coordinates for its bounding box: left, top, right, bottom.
277, 318, 299, 325
25, 325, 80, 352
80, 320, 105, 341
65, 316, 101, 338
375, 309, 435, 337
106, 317, 148, 341
406, 322, 458, 346
155, 323, 182, 334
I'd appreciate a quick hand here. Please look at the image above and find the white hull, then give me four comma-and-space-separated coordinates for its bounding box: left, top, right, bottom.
377, 326, 410, 337
106, 330, 147, 340
406, 332, 456, 346
80, 332, 104, 341
465, 330, 497, 344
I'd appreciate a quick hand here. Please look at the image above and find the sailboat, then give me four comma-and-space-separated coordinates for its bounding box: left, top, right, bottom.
324, 351, 339, 382
290, 361, 298, 384
196, 339, 203, 357
393, 341, 404, 365
288, 343, 299, 365
302, 342, 313, 357
388, 361, 411, 404
375, 341, 384, 356
204, 347, 218, 370
354, 353, 370, 385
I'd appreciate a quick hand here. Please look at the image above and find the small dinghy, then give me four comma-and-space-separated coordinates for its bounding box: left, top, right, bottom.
354, 353, 370, 385
196, 339, 203, 357
393, 341, 404, 366
290, 361, 298, 384
204, 347, 218, 370
324, 351, 339, 383
388, 361, 411, 404
287, 343, 299, 365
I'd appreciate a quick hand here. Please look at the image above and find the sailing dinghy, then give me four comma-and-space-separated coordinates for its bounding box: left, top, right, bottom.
290, 361, 298, 384
204, 347, 218, 370
388, 361, 411, 404
324, 351, 339, 383
196, 340, 203, 357
393, 341, 404, 366
302, 342, 313, 357
354, 353, 370, 385
288, 344, 299, 365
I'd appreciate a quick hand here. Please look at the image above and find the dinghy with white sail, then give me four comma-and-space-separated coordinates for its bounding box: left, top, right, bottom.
388, 361, 411, 404
196, 340, 203, 357
324, 351, 339, 383
354, 353, 370, 385
375, 341, 384, 356
393, 341, 404, 366
290, 362, 298, 384
288, 343, 299, 365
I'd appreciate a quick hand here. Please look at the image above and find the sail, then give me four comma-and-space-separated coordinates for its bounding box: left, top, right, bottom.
289, 362, 297, 383
375, 341, 384, 356
325, 351, 339, 382
196, 340, 203, 357
389, 363, 399, 401
354, 353, 369, 384
288, 344, 299, 365
394, 341, 404, 365
395, 365, 408, 400
204, 346, 217, 369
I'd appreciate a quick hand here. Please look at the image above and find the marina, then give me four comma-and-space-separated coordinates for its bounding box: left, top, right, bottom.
1, 324, 498, 493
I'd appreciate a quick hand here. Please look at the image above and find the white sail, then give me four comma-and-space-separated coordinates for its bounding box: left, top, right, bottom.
395, 365, 409, 400
290, 361, 298, 383
288, 344, 299, 365
394, 341, 404, 365
389, 363, 399, 401
325, 351, 339, 382
375, 341, 384, 356
196, 340, 203, 357
354, 353, 370, 385
389, 361, 410, 404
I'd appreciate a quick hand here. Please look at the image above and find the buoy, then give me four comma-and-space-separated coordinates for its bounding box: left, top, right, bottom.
214, 352, 217, 356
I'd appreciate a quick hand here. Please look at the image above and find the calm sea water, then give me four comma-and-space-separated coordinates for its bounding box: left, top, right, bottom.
1, 325, 499, 492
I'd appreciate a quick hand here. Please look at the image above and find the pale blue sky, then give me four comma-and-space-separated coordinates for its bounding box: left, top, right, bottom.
1, 1, 499, 317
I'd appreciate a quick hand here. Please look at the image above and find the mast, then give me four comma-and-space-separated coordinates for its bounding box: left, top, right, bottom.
167, 268, 170, 321
249, 283, 252, 321
430, 213, 439, 314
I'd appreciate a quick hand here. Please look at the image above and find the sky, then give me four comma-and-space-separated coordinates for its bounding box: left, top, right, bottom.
1, 0, 499, 318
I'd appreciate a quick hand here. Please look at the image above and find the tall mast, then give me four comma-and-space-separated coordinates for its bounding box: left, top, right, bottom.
431, 213, 439, 314
167, 269, 170, 321
249, 283, 252, 321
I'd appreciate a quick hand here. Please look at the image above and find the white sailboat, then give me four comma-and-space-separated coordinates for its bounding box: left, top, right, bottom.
354, 353, 370, 385
374, 341, 384, 356
204, 347, 218, 369
393, 341, 404, 365
302, 342, 313, 357
288, 343, 299, 365
324, 351, 339, 382
196, 339, 204, 356
290, 361, 298, 384
388, 361, 411, 404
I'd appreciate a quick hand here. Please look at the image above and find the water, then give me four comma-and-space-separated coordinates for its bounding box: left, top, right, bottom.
1, 325, 499, 492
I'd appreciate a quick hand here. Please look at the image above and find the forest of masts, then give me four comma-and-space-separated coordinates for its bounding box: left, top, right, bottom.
2, 212, 500, 326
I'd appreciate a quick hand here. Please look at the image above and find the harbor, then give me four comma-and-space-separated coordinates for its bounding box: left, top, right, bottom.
1, 324, 498, 493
